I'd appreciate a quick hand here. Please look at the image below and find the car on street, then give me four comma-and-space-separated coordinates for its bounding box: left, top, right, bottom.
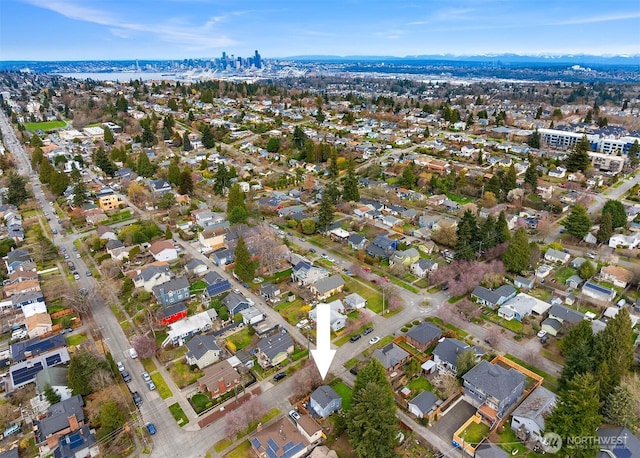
121, 370, 131, 383
537, 330, 547, 338
72, 246, 77, 251
368, 336, 380, 345
73, 273, 81, 280
63, 254, 70, 259
60, 247, 66, 253
61, 327, 73, 334
147, 381, 156, 391
52, 229, 58, 234
349, 334, 361, 342
117, 361, 125, 372
86, 271, 92, 277
76, 253, 81, 258
362, 327, 374, 335
288, 410, 301, 422
128, 348, 138, 359
587, 252, 596, 259
132, 391, 142, 406
142, 372, 151, 383
146, 423, 156, 435
299, 237, 306, 242
309, 248, 316, 253
273, 372, 287, 382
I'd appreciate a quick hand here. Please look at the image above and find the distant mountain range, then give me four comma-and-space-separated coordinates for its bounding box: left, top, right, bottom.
283, 54, 640, 66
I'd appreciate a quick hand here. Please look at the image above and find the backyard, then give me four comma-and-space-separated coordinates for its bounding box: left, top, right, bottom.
459, 421, 490, 447
407, 377, 434, 395
329, 380, 353, 411
167, 360, 204, 388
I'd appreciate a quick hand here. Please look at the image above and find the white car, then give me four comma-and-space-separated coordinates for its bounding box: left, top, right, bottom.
128, 348, 138, 359
116, 361, 125, 372
537, 330, 547, 338
288, 410, 301, 422
142, 372, 151, 383
368, 336, 381, 345
587, 252, 596, 259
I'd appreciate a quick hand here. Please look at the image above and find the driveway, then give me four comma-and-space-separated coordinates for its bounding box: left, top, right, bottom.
429, 399, 476, 446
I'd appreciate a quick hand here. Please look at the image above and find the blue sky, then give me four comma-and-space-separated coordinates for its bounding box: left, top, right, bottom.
1, 0, 639, 61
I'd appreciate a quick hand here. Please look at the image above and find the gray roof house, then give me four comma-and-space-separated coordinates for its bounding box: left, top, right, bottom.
310, 385, 342, 418
53, 425, 99, 458
184, 259, 208, 276
185, 334, 222, 370
255, 331, 294, 368
514, 276, 534, 290
309, 300, 347, 332
582, 281, 616, 302
152, 276, 190, 307
541, 303, 585, 336
463, 361, 525, 421
407, 391, 439, 419
511, 386, 556, 448
597, 426, 640, 458
366, 234, 397, 259
260, 282, 281, 301
405, 322, 442, 351
471, 285, 517, 309
566, 274, 583, 289
433, 338, 483, 375
35, 395, 85, 450
344, 293, 366, 310
222, 291, 251, 317
291, 261, 329, 286
410, 259, 438, 278
35, 367, 72, 402
474, 443, 510, 458
544, 248, 570, 264
347, 233, 368, 250
372, 343, 411, 374
309, 275, 345, 300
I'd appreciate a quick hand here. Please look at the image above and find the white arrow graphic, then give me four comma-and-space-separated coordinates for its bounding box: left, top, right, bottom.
311, 302, 336, 380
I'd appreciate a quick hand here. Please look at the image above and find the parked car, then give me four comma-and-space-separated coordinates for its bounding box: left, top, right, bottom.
309, 248, 317, 253
273, 372, 287, 382
61, 327, 73, 334
540, 335, 549, 344
537, 330, 547, 338
147, 381, 156, 391
73, 273, 81, 280
3, 423, 20, 438
362, 327, 374, 335
121, 370, 131, 383
146, 423, 156, 435
132, 391, 142, 406
368, 336, 380, 345
142, 372, 151, 383
288, 410, 301, 422
349, 334, 361, 342
128, 348, 138, 359
11, 328, 27, 340
587, 252, 596, 259
117, 361, 125, 372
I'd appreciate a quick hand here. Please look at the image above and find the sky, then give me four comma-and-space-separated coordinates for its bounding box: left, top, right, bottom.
1, 0, 640, 61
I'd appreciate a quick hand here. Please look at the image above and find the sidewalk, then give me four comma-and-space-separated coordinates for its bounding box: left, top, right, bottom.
151, 355, 201, 430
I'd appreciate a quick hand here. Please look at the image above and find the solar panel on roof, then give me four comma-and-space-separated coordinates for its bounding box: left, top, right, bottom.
282, 444, 305, 458
46, 354, 62, 366
207, 280, 231, 297
11, 361, 43, 385
266, 449, 278, 458
282, 441, 294, 452
251, 438, 262, 449
267, 438, 279, 452
614, 447, 631, 458
68, 433, 84, 449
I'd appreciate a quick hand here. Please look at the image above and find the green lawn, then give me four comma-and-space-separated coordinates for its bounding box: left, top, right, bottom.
168, 360, 204, 388
459, 421, 489, 446
504, 354, 559, 393
24, 120, 66, 131
190, 280, 206, 294
226, 328, 253, 351
151, 372, 173, 399
554, 266, 576, 285
168, 402, 189, 426
225, 440, 252, 458
66, 333, 88, 346
344, 279, 382, 313
344, 358, 359, 369
330, 381, 353, 411
446, 192, 473, 204
141, 358, 157, 373
274, 298, 307, 325
407, 377, 433, 394
482, 309, 523, 333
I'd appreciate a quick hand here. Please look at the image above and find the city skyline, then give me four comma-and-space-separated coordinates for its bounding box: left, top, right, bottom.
1, 0, 639, 61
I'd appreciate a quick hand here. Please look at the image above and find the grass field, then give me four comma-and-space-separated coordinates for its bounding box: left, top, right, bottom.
24, 120, 66, 131
225, 440, 252, 458
330, 380, 353, 411
151, 372, 173, 399
407, 377, 434, 394
168, 360, 203, 388
460, 421, 489, 445
344, 280, 382, 313
226, 328, 253, 351
168, 402, 189, 426
66, 334, 88, 346
504, 354, 559, 393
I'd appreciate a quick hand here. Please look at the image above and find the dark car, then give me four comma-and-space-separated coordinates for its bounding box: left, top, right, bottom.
273, 372, 287, 382
540, 335, 549, 344
349, 334, 361, 342
349, 367, 358, 376
362, 327, 374, 335
132, 391, 142, 406
442, 284, 449, 291
121, 370, 131, 383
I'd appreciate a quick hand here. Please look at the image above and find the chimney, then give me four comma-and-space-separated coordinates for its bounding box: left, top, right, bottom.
67, 414, 79, 431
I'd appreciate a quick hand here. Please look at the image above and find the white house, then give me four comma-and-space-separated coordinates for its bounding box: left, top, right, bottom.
511, 386, 556, 448
149, 239, 178, 262
544, 248, 570, 264
309, 300, 347, 332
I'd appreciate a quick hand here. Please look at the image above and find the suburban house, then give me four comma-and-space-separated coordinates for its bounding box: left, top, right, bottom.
511, 386, 557, 449
184, 259, 208, 276
34, 395, 85, 454
162, 310, 216, 347
541, 304, 585, 336
26, 312, 53, 338
5, 249, 32, 274
201, 271, 232, 302
405, 322, 443, 352
474, 443, 510, 458
291, 261, 329, 286
152, 276, 190, 307
514, 276, 534, 290
35, 367, 72, 402
309, 300, 347, 332
211, 248, 235, 268
581, 281, 616, 303
410, 259, 438, 278
497, 293, 548, 322
255, 331, 294, 368
372, 343, 411, 374
544, 248, 570, 264
53, 425, 99, 458
596, 427, 640, 458
133, 263, 172, 292
407, 391, 439, 420
222, 291, 251, 317
250, 417, 308, 458
309, 275, 345, 300
96, 225, 117, 240
310, 385, 342, 418
599, 265, 633, 288
198, 226, 227, 251
343, 293, 366, 310
185, 334, 222, 369
390, 248, 420, 266
239, 306, 264, 326
148, 179, 172, 197
608, 232, 640, 249
149, 239, 178, 262
347, 233, 368, 250
433, 338, 482, 375
197, 360, 240, 397
260, 283, 281, 302
471, 285, 517, 309
366, 234, 397, 259
159, 301, 188, 326
566, 274, 583, 289
463, 360, 525, 422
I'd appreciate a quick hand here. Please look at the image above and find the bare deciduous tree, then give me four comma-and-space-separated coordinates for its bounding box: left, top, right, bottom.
433, 373, 460, 399
90, 368, 114, 392
131, 334, 157, 359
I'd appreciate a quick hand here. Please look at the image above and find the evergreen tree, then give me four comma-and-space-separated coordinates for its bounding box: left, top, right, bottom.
6, 172, 29, 206
293, 125, 307, 150
30, 132, 43, 147
347, 360, 399, 458
601, 199, 627, 229
43, 383, 61, 405
141, 125, 156, 147
593, 308, 634, 400
266, 137, 280, 153
167, 161, 181, 186
72, 181, 87, 207
628, 139, 639, 168
496, 211, 511, 243
503, 164, 517, 194
49, 171, 70, 196
485, 175, 501, 198
577, 260, 595, 280
400, 162, 417, 188
31, 145, 44, 169
227, 183, 248, 224
535, 106, 543, 119
136, 152, 155, 178
234, 237, 256, 283
317, 190, 335, 233
456, 351, 477, 381
116, 96, 128, 112
565, 134, 591, 172
93, 147, 117, 176
178, 168, 193, 195
352, 359, 388, 396
479, 215, 497, 249
342, 161, 360, 202
596, 212, 613, 244
201, 124, 215, 148
524, 159, 538, 191
39, 157, 55, 183
502, 227, 531, 273
603, 383, 638, 430
182, 131, 192, 151
455, 210, 479, 260
564, 205, 591, 239
546, 373, 602, 458
328, 150, 339, 177
213, 162, 229, 196
558, 320, 596, 390
103, 126, 115, 144
528, 129, 541, 148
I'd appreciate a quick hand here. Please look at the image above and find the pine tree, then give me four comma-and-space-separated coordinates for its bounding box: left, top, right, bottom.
30, 133, 43, 147
503, 164, 517, 194
31, 145, 44, 169
558, 320, 596, 390
496, 211, 511, 243
6, 172, 29, 206
234, 237, 256, 283
565, 134, 591, 172
479, 215, 497, 249
455, 210, 479, 260
628, 140, 640, 168
201, 124, 215, 148
103, 126, 115, 144
213, 162, 229, 196
485, 175, 501, 197
317, 190, 335, 233
594, 308, 634, 400
603, 383, 638, 429
136, 152, 155, 177
72, 181, 87, 207
182, 131, 192, 151
502, 227, 531, 273
342, 161, 360, 202
577, 260, 595, 280
43, 383, 61, 405
167, 161, 181, 186
596, 212, 613, 244
601, 200, 627, 229
227, 183, 248, 224
524, 159, 538, 191
564, 205, 591, 239
93, 147, 117, 176
400, 162, 417, 188
293, 125, 307, 150
178, 168, 193, 195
